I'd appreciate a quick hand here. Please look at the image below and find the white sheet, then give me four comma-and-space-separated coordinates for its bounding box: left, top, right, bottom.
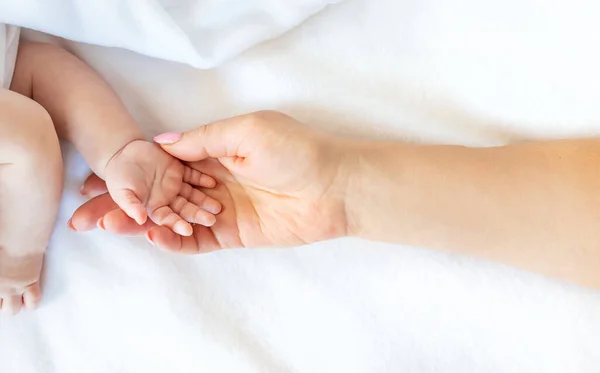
0, 25, 19, 89
2, 0, 600, 372
0, 0, 337, 69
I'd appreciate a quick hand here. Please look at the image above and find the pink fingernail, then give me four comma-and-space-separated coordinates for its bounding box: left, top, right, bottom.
67, 218, 77, 231
97, 218, 106, 230
153, 132, 182, 145
145, 232, 156, 246
80, 186, 87, 196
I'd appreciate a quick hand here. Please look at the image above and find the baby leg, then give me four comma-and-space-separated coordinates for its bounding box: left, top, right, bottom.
0, 89, 62, 314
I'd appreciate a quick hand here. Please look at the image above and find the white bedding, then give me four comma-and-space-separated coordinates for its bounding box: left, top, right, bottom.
2, 0, 600, 372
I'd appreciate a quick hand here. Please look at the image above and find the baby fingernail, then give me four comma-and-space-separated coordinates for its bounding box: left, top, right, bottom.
97, 218, 106, 230
154, 132, 182, 145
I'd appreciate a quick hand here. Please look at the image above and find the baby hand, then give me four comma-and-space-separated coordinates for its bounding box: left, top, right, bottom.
104, 140, 221, 236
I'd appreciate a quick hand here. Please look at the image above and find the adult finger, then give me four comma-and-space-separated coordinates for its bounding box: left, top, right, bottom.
146, 225, 222, 254
1, 294, 22, 315
80, 173, 107, 197
153, 112, 262, 161
185, 158, 237, 184
99, 209, 155, 236
69, 193, 119, 231
23, 283, 42, 310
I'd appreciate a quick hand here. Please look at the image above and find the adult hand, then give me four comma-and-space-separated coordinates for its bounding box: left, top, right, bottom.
69, 111, 352, 253
69, 110, 600, 288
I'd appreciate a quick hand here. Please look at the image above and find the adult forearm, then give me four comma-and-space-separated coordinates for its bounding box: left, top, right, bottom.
344, 139, 600, 287
10, 41, 142, 178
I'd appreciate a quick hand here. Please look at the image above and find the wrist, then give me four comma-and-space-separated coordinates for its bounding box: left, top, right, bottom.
340, 140, 371, 238
330, 138, 382, 239
341, 140, 412, 241
92, 132, 145, 178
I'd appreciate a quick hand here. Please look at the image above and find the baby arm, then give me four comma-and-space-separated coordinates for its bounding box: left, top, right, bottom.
11, 42, 142, 178
10, 41, 220, 235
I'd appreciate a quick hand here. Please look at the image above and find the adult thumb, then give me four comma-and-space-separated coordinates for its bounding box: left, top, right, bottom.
153, 116, 252, 162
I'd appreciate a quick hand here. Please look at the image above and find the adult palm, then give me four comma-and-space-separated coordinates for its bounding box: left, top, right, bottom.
70, 111, 350, 253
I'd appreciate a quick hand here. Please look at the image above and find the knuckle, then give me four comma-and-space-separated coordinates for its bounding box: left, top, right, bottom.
242, 110, 286, 129
171, 196, 186, 211
192, 170, 202, 184
179, 183, 192, 198
151, 206, 168, 221
256, 110, 288, 120
191, 189, 207, 203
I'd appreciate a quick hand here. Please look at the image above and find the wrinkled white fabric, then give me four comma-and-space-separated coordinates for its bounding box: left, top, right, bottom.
0, 25, 19, 89
0, 0, 339, 68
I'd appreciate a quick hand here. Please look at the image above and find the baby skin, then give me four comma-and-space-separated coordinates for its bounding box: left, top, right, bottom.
0, 41, 222, 314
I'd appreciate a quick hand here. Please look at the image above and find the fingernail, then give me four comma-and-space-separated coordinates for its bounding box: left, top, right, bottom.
154, 132, 182, 145
67, 218, 77, 231
145, 232, 155, 246
97, 218, 106, 230
80, 186, 87, 196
